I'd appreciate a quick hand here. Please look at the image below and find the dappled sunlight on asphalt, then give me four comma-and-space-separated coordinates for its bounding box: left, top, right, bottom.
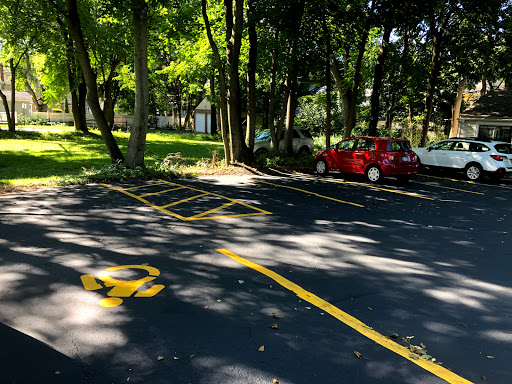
0, 176, 511, 383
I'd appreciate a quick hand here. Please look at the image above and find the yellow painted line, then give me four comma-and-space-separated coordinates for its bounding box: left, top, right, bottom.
101, 183, 189, 221
187, 201, 237, 219
158, 193, 209, 208
217, 249, 473, 384
187, 212, 270, 221
294, 172, 435, 200
411, 181, 484, 195
157, 179, 271, 215
420, 174, 512, 190
251, 179, 365, 208
139, 186, 187, 197
102, 181, 271, 221
121, 182, 168, 190
329, 178, 435, 200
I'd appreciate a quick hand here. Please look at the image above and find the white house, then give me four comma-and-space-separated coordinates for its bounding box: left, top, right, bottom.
458, 87, 512, 143
194, 98, 215, 134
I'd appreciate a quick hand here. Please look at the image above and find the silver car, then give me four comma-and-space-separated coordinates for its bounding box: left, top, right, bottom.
254, 128, 314, 156
414, 137, 512, 181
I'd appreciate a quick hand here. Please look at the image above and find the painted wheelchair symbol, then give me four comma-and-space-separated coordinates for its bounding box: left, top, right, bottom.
80, 265, 165, 307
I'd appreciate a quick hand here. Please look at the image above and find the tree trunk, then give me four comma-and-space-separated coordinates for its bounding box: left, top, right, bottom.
345, 26, 370, 138
324, 19, 332, 149
65, 0, 123, 162
57, 16, 86, 132
481, 34, 490, 96
104, 59, 121, 130
285, 56, 299, 156
226, 0, 252, 164
176, 87, 182, 129
245, 0, 257, 151
125, 0, 149, 169
0, 89, 12, 131
9, 58, 16, 132
384, 92, 395, 131
368, 26, 391, 136
25, 56, 46, 112
330, 57, 348, 133
450, 76, 466, 138
267, 28, 279, 155
78, 80, 87, 131
420, 27, 442, 147
210, 72, 218, 135
275, 0, 305, 155
26, 82, 45, 112
202, 0, 230, 164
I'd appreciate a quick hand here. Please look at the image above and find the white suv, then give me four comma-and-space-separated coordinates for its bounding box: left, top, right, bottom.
414, 138, 512, 181
254, 128, 314, 156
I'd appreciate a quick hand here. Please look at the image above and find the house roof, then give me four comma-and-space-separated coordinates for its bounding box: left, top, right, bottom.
460, 87, 512, 119
0, 90, 33, 102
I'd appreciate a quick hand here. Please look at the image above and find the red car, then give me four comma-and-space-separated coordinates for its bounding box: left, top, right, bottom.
314, 136, 418, 183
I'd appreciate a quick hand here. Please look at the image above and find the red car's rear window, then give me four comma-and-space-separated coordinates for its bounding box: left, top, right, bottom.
386, 141, 412, 151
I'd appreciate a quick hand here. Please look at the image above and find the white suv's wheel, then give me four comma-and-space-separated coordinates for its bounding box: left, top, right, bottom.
465, 163, 482, 181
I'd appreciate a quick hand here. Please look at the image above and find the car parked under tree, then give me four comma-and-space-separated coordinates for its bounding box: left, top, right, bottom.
314, 136, 418, 183
414, 137, 512, 181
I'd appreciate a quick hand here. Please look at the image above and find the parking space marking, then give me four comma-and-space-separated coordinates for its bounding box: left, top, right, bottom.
159, 192, 209, 208
293, 173, 435, 200
251, 179, 365, 208
102, 181, 271, 221
411, 181, 485, 195
122, 181, 168, 190
330, 178, 436, 200
419, 174, 512, 190
139, 186, 187, 197
217, 249, 474, 384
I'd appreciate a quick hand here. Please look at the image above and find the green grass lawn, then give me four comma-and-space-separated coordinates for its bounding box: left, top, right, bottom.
0, 127, 227, 193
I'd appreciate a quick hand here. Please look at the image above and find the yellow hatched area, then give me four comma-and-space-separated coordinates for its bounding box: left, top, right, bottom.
101, 179, 271, 221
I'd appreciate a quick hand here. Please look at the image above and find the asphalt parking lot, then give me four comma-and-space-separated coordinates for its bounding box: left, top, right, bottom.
0, 172, 511, 384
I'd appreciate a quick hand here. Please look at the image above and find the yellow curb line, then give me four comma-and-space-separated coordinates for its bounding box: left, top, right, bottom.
217, 249, 474, 384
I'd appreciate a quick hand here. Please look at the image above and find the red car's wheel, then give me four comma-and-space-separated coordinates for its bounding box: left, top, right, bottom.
315, 159, 329, 176
365, 164, 382, 183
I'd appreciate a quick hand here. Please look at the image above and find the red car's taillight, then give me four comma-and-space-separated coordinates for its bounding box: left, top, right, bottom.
490, 155, 506, 161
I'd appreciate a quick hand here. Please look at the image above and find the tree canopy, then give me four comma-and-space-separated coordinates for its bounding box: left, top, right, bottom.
0, 0, 511, 164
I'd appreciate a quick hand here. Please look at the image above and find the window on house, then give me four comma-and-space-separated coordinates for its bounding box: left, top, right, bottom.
479, 125, 512, 142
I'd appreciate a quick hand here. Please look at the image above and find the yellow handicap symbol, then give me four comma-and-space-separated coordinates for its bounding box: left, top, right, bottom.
80, 265, 165, 307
